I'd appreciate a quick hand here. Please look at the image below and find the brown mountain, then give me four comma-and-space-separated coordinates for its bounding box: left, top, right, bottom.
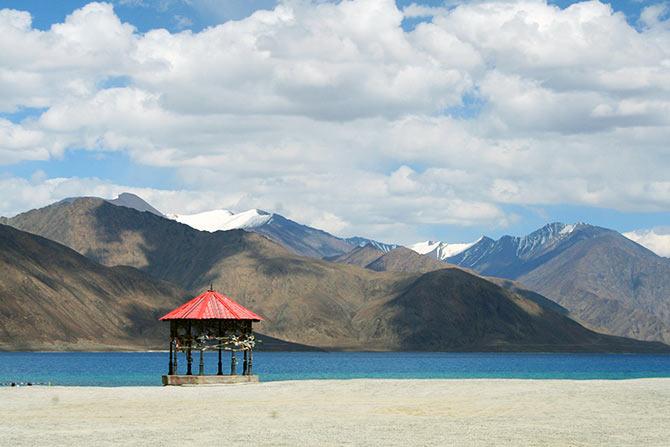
329, 244, 385, 267
366, 247, 449, 273
3, 198, 669, 352
0, 224, 188, 350
355, 268, 665, 352
518, 232, 670, 344
332, 245, 577, 320
251, 213, 354, 258
448, 223, 670, 344
330, 245, 449, 274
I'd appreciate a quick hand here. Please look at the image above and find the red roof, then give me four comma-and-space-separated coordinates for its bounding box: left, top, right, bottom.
159, 289, 263, 321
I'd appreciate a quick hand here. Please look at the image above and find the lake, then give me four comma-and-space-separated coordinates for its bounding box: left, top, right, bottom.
2, 352, 670, 386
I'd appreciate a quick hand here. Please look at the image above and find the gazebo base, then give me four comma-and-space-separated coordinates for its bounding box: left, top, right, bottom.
162, 375, 259, 386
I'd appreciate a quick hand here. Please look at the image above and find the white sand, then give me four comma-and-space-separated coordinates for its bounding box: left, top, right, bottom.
1, 379, 669, 446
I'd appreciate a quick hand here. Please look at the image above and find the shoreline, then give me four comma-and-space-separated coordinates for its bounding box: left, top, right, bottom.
3, 349, 670, 353
5, 375, 670, 387
2, 379, 669, 446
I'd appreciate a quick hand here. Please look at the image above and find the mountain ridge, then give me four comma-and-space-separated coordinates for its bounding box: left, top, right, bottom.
3, 199, 666, 352
448, 222, 670, 344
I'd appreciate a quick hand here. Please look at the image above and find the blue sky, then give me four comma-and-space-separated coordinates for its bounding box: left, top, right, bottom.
0, 0, 669, 247
0, 1, 655, 32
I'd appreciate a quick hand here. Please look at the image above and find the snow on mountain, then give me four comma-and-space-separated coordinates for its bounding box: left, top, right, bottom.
409, 239, 478, 261
512, 222, 583, 258
448, 222, 610, 278
171, 209, 272, 232
345, 236, 398, 253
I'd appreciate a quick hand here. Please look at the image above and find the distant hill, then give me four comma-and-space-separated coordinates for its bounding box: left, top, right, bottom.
331, 244, 569, 317
448, 223, 601, 278
0, 223, 187, 350
329, 244, 386, 267
449, 223, 670, 344
344, 236, 398, 253
366, 247, 449, 273
108, 192, 165, 217
355, 268, 666, 352
331, 245, 451, 273
3, 199, 667, 352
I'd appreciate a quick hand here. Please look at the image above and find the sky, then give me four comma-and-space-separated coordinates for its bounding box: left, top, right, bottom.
0, 0, 669, 253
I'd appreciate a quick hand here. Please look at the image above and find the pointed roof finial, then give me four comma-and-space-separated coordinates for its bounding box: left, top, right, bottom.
209, 282, 213, 291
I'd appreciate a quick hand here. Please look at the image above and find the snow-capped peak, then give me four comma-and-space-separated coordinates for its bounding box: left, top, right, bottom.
409, 239, 478, 261
409, 241, 441, 255
559, 223, 576, 235
345, 237, 398, 253
170, 209, 272, 232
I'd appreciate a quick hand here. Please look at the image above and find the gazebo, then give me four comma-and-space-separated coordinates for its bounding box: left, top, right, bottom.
159, 288, 263, 385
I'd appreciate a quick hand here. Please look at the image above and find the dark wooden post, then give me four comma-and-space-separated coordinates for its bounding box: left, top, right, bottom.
199, 349, 204, 376
217, 320, 223, 375
243, 350, 248, 375
186, 347, 193, 375
173, 342, 178, 375
230, 351, 237, 375
247, 349, 253, 375
168, 338, 174, 375
186, 320, 193, 375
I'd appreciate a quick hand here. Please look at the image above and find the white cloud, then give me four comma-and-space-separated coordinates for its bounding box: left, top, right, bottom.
0, 175, 243, 219
0, 119, 51, 164
624, 227, 670, 257
0, 0, 670, 242
639, 3, 670, 30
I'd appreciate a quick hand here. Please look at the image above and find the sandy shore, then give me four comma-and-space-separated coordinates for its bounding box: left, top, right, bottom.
1, 379, 669, 446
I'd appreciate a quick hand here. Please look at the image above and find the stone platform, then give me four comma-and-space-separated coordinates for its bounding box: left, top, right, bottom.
162, 375, 259, 386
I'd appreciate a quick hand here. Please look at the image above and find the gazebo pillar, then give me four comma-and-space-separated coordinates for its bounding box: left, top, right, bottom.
168, 338, 174, 375
248, 349, 254, 375
172, 341, 178, 375
231, 351, 238, 375
186, 347, 193, 376
243, 350, 248, 375
217, 348, 223, 375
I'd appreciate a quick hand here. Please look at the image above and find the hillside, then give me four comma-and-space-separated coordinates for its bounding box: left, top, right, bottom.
4, 199, 669, 352
518, 232, 670, 344
252, 213, 353, 258
331, 245, 450, 274
447, 223, 609, 278
108, 193, 165, 217
329, 244, 385, 267
0, 224, 188, 350
355, 268, 664, 352
366, 247, 449, 273
449, 223, 670, 344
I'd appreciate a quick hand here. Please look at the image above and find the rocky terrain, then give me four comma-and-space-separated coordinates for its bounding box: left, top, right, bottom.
3, 201, 667, 352
448, 223, 670, 344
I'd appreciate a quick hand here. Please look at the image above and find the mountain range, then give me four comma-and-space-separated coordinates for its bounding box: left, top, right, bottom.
169, 201, 396, 258
447, 223, 670, 344
163, 200, 670, 345
2, 196, 666, 352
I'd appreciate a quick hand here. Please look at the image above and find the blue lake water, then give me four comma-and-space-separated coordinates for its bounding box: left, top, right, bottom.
1, 352, 670, 386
